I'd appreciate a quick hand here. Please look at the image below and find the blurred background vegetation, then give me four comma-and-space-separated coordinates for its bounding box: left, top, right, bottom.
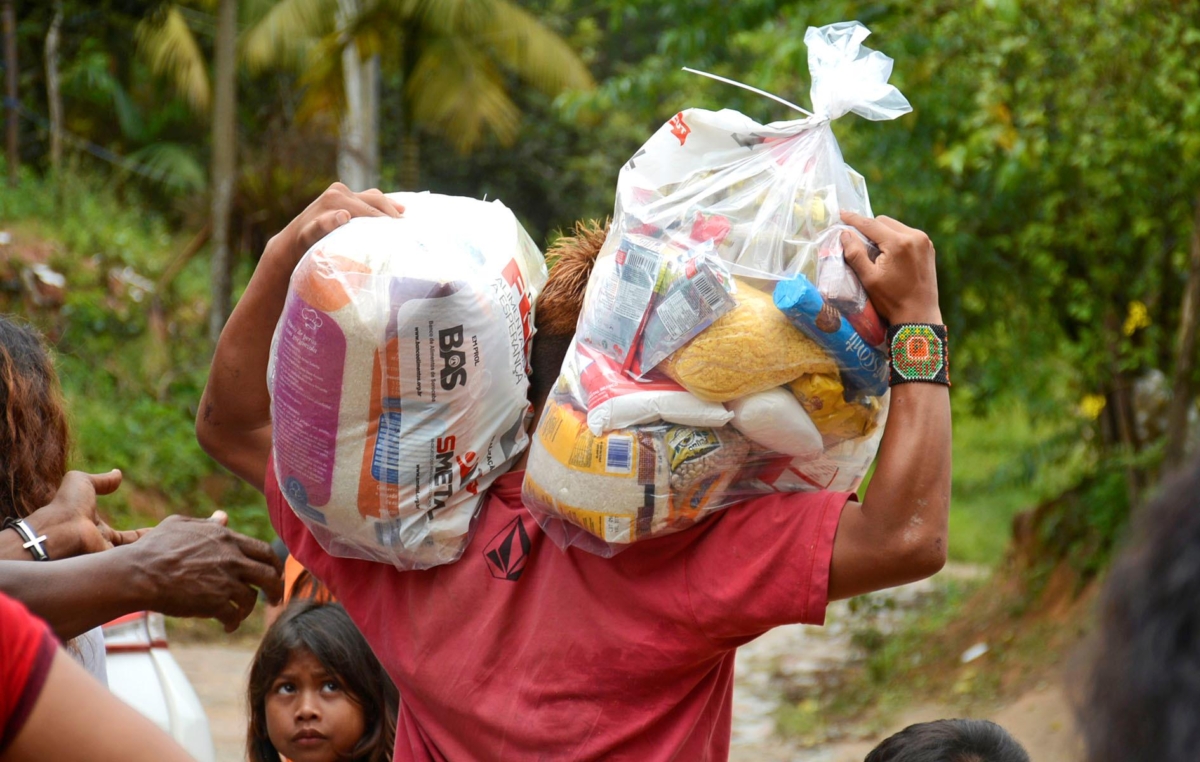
2, 0, 1198, 592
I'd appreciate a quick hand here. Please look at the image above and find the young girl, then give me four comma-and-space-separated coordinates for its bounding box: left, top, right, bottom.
247, 600, 399, 762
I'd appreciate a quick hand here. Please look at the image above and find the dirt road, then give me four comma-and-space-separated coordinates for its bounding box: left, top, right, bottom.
174, 646, 256, 762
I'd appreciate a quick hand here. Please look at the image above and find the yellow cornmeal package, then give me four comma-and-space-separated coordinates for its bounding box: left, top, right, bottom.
660, 281, 837, 402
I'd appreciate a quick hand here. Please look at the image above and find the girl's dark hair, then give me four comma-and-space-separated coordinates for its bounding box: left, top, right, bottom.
1081, 458, 1200, 762
247, 601, 398, 762
0, 315, 69, 520
865, 718, 1030, 762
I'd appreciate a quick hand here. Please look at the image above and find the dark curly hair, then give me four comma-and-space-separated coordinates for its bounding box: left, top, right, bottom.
864, 719, 1030, 762
528, 219, 606, 409
247, 600, 398, 762
0, 315, 69, 520
1081, 457, 1200, 762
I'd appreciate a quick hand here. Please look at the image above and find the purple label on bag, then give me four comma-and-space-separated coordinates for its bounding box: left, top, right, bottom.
272, 294, 346, 508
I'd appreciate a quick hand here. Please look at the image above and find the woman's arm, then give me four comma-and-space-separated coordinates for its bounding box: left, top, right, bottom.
5, 649, 194, 762
0, 470, 141, 562
0, 512, 283, 640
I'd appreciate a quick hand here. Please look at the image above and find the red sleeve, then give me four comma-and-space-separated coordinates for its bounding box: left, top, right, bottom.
0, 593, 59, 754
684, 490, 850, 646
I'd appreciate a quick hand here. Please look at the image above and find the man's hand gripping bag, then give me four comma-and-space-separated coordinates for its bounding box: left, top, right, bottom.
268, 192, 547, 570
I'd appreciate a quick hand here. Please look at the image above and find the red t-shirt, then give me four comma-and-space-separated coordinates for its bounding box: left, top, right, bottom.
0, 592, 57, 754
267, 458, 848, 761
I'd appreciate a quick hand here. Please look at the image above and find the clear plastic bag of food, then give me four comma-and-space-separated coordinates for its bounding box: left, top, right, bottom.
268, 192, 547, 570
522, 21, 906, 554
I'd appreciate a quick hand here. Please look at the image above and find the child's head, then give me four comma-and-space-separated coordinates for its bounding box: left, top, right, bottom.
864, 719, 1030, 762
247, 601, 398, 762
0, 315, 69, 520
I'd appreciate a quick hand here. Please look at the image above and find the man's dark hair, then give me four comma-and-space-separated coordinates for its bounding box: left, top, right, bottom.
864, 719, 1030, 762
528, 219, 606, 410
1081, 457, 1200, 762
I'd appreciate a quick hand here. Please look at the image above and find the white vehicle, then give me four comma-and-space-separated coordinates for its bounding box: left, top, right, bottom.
103, 612, 217, 762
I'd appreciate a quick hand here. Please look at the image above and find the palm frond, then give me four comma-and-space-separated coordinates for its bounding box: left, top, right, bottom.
295, 34, 348, 124
241, 0, 338, 72
478, 0, 593, 94
400, 0, 489, 35
407, 37, 520, 152
63, 49, 147, 141
125, 141, 208, 192
136, 5, 211, 114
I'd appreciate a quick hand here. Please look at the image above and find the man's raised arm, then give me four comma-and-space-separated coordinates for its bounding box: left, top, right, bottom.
827, 211, 952, 601
196, 184, 404, 491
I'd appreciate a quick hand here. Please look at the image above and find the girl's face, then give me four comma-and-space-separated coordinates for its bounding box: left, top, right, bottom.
265, 649, 366, 762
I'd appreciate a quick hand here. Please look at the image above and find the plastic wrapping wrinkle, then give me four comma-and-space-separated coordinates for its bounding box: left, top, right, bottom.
268, 192, 547, 570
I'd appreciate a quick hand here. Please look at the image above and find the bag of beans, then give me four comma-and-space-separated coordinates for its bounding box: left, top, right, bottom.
268, 192, 547, 570
523, 21, 908, 553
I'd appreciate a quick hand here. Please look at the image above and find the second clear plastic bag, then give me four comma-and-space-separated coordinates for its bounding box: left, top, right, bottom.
523, 21, 907, 555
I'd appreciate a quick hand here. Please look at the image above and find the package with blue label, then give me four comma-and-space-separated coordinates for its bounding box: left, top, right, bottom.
523, 21, 908, 554
268, 192, 547, 570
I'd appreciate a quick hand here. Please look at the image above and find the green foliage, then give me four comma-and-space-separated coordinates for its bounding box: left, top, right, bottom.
9, 0, 1199, 560
0, 169, 271, 540
948, 396, 1087, 565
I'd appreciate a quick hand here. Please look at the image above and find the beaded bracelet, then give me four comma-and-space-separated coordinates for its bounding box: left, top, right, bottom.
887, 323, 950, 387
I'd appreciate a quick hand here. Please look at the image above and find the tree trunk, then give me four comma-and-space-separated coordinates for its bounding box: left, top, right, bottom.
44, 2, 63, 175
209, 0, 238, 344
400, 128, 420, 190
1165, 194, 1200, 470
398, 22, 420, 190
3, 0, 17, 186
336, 0, 380, 190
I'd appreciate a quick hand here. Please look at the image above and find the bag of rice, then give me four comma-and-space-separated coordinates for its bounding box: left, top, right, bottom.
522, 398, 748, 556
523, 21, 909, 553
268, 192, 547, 570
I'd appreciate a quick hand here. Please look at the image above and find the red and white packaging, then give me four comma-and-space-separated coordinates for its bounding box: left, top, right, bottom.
565, 343, 732, 435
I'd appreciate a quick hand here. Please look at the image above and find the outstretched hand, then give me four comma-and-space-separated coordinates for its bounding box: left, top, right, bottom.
129, 512, 284, 633
839, 210, 941, 325
26, 469, 145, 559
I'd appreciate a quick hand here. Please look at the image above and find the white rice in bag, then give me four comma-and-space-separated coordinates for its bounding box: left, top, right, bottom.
268, 192, 547, 570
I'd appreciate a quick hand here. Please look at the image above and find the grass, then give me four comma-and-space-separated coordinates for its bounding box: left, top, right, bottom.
774, 572, 1093, 746
946, 395, 1087, 566
858, 395, 1085, 567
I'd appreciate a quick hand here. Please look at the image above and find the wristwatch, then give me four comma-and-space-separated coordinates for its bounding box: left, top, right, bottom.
2, 517, 50, 561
